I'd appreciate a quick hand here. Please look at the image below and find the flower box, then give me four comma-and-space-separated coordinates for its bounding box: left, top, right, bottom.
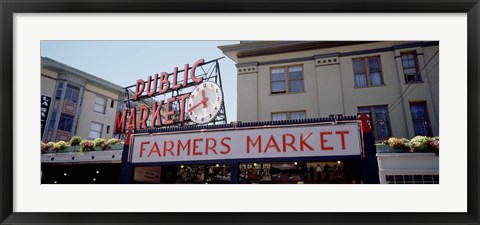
375, 144, 404, 153
93, 146, 105, 151
108, 143, 124, 150
63, 146, 78, 152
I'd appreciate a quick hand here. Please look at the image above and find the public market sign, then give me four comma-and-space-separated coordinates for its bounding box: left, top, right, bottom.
114, 59, 223, 134
129, 124, 362, 163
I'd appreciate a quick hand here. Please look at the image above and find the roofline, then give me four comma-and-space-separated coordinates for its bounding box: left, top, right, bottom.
41, 57, 125, 93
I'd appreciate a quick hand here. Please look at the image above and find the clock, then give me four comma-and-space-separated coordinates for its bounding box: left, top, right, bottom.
187, 81, 223, 124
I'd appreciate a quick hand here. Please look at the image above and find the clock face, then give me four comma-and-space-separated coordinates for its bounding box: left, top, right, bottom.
187, 81, 223, 124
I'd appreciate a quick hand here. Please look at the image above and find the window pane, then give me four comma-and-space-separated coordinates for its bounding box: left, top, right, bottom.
288, 80, 303, 93
288, 71, 303, 80
368, 57, 381, 72
91, 122, 102, 132
374, 106, 390, 139
271, 81, 286, 93
290, 112, 306, 120
89, 131, 101, 139
48, 112, 57, 130
94, 104, 106, 113
357, 107, 371, 113
95, 96, 107, 105
288, 66, 302, 72
353, 59, 366, 73
355, 73, 367, 87
272, 113, 287, 121
65, 84, 80, 102
410, 102, 430, 136
57, 113, 74, 132
369, 72, 382, 85
89, 122, 103, 139
403, 67, 417, 75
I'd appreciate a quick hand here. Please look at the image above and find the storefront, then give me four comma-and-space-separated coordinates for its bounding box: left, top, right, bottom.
120, 117, 373, 184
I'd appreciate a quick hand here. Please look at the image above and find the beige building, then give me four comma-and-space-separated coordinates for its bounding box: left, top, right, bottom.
219, 41, 439, 140
41, 57, 125, 143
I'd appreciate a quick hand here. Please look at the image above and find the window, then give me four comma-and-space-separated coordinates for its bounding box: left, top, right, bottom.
110, 100, 115, 108
89, 122, 103, 139
410, 102, 431, 136
94, 96, 107, 114
352, 56, 384, 87
57, 113, 74, 132
271, 65, 304, 94
106, 125, 110, 134
272, 111, 306, 121
64, 84, 80, 103
55, 82, 64, 99
48, 111, 57, 130
401, 51, 421, 83
358, 105, 391, 139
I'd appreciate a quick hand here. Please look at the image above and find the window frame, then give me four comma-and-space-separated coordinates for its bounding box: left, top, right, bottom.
88, 121, 103, 139
64, 84, 80, 103
93, 95, 108, 114
357, 105, 392, 140
401, 50, 422, 83
57, 113, 75, 132
271, 110, 306, 121
352, 55, 385, 88
409, 101, 432, 136
270, 64, 305, 94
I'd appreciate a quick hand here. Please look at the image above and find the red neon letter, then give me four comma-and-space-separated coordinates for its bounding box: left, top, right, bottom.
126, 108, 137, 130
320, 132, 334, 150
177, 94, 190, 123
264, 135, 281, 153
134, 79, 145, 100
171, 67, 182, 90
182, 64, 189, 87
158, 72, 170, 94
146, 75, 159, 97
164, 97, 176, 125
335, 130, 349, 150
190, 59, 204, 83
151, 100, 164, 128
177, 139, 191, 156
138, 105, 149, 130
114, 110, 127, 134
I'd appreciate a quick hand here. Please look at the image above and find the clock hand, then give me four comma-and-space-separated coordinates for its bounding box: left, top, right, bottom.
202, 89, 206, 99
202, 97, 209, 108
188, 101, 204, 112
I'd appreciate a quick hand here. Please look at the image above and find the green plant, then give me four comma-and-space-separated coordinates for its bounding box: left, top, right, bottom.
45, 142, 55, 151
409, 136, 431, 152
93, 138, 107, 147
53, 141, 67, 151
79, 140, 94, 153
70, 136, 82, 146
107, 138, 123, 145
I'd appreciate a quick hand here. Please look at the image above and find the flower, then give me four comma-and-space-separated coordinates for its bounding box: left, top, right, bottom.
41, 142, 47, 154
79, 140, 94, 152
53, 141, 67, 151
93, 138, 107, 150
409, 136, 431, 152
107, 138, 123, 145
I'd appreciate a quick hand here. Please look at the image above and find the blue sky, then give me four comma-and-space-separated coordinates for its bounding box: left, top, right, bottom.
41, 41, 239, 121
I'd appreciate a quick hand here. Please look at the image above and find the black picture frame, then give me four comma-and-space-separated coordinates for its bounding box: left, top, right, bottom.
1, 1, 479, 224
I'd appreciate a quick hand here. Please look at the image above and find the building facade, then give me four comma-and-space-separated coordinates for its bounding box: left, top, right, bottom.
219, 41, 439, 141
41, 57, 125, 143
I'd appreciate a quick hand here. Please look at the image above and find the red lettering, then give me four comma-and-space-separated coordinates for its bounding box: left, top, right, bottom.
300, 132, 314, 151
205, 138, 218, 155
177, 139, 191, 156
282, 133, 297, 152
138, 105, 149, 130
171, 67, 182, 90
220, 137, 231, 154
246, 135, 262, 153
177, 94, 190, 123
139, 141, 150, 158
193, 138, 203, 155
335, 130, 349, 150
264, 135, 281, 153
182, 64, 189, 87
126, 108, 137, 130
320, 131, 334, 150
163, 140, 175, 156
164, 97, 176, 125
114, 110, 127, 134
151, 101, 164, 128
146, 75, 158, 97
158, 72, 170, 94
190, 59, 204, 83
148, 142, 161, 157
134, 79, 145, 100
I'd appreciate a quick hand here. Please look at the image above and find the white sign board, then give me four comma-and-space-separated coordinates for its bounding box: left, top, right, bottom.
130, 124, 362, 163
